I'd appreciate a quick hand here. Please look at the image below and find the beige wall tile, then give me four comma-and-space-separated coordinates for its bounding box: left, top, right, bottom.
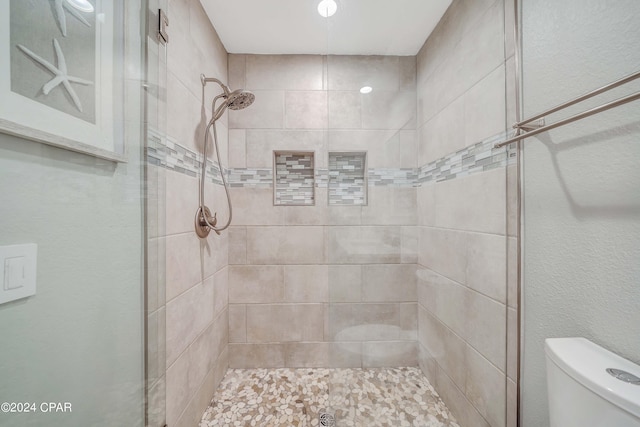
173, 358, 216, 427
228, 54, 246, 91
166, 71, 201, 152
166, 169, 199, 237
327, 129, 403, 168
165, 347, 190, 426
228, 129, 246, 168
246, 226, 326, 264
329, 342, 363, 368
399, 130, 418, 168
327, 56, 409, 92
285, 91, 328, 129
466, 232, 507, 303
417, 183, 436, 226
434, 169, 506, 235
202, 227, 228, 278
362, 341, 417, 367
229, 226, 247, 265
166, 279, 214, 367
246, 55, 324, 90
165, 233, 203, 303
418, 343, 438, 386
436, 366, 491, 427
328, 205, 363, 226
232, 187, 285, 226
362, 90, 416, 130
284, 265, 329, 302
455, 1, 505, 96
245, 130, 326, 168
284, 342, 331, 368
398, 56, 417, 92
229, 265, 284, 303
418, 226, 467, 284
328, 226, 402, 264
464, 65, 506, 146
466, 291, 506, 369
246, 304, 324, 343
432, 271, 469, 338
328, 265, 363, 302
284, 188, 329, 225
362, 264, 417, 302
229, 343, 286, 368
419, 308, 467, 388
362, 187, 417, 226
229, 90, 284, 129
465, 345, 506, 427
327, 303, 416, 341
416, 268, 437, 314
213, 267, 228, 318
417, 96, 465, 164
328, 91, 362, 129
229, 304, 246, 343
401, 226, 419, 264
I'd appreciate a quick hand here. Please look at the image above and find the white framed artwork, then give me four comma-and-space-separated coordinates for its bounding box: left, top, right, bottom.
0, 0, 125, 162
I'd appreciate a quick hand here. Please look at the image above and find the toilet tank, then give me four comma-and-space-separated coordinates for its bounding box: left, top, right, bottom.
545, 337, 640, 427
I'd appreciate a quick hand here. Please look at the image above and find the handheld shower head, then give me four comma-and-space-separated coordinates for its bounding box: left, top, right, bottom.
226, 89, 255, 110
201, 74, 255, 120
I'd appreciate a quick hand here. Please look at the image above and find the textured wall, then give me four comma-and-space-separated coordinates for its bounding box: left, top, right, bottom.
415, 0, 516, 426
520, 0, 640, 425
158, 0, 231, 425
226, 54, 419, 369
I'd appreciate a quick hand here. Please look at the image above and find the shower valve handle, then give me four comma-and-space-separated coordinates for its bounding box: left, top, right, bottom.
195, 206, 221, 237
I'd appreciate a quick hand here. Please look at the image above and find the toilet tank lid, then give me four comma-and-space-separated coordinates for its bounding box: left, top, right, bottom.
545, 337, 640, 418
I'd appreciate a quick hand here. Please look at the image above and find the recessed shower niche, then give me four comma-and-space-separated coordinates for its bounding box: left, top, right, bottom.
273, 151, 315, 206
328, 151, 368, 206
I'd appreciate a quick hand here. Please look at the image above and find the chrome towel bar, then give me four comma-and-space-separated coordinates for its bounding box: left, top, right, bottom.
495, 70, 640, 148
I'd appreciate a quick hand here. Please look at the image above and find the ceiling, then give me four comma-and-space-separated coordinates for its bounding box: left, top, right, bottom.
199, 0, 453, 56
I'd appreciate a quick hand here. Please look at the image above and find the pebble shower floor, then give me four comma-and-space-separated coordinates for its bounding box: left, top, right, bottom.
199, 367, 460, 427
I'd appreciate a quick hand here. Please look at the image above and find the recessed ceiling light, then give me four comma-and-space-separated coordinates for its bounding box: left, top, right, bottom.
317, 0, 337, 18
360, 86, 373, 94
65, 0, 94, 13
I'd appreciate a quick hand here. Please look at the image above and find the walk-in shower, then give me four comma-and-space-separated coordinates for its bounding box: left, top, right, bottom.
195, 75, 254, 238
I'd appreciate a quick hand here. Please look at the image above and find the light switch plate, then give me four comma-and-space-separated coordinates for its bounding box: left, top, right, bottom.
0, 244, 37, 305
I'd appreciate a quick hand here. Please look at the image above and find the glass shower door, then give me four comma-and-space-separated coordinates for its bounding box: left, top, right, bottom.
0, 1, 151, 426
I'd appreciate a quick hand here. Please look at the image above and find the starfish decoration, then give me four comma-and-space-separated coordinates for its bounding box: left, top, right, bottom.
17, 39, 94, 112
53, 0, 92, 37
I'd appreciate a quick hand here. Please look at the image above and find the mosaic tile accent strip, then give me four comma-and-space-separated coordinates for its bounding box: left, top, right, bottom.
199, 367, 459, 427
274, 152, 315, 206
417, 130, 517, 184
228, 168, 273, 188
147, 129, 517, 189
146, 133, 225, 184
368, 168, 419, 187
328, 152, 367, 205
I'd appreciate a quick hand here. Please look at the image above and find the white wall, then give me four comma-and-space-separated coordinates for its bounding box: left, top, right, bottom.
521, 1, 640, 425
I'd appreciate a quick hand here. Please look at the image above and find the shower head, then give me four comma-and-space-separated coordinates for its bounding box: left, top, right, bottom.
226, 89, 255, 110
201, 74, 255, 120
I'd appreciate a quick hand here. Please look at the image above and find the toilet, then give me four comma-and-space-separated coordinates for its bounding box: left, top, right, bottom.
545, 337, 640, 426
